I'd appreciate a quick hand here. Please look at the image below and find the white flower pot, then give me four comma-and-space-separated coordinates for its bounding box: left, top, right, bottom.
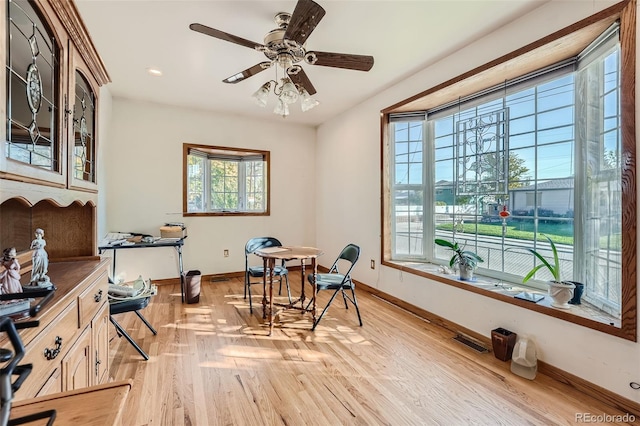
459, 264, 475, 281
548, 281, 575, 309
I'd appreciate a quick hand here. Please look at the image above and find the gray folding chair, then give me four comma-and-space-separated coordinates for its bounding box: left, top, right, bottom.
245, 237, 291, 313
307, 243, 362, 330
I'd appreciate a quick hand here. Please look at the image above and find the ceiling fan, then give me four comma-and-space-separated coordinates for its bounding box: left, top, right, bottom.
189, 0, 374, 99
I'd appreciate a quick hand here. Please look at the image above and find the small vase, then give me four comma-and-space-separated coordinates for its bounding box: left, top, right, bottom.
566, 281, 584, 305
548, 281, 575, 309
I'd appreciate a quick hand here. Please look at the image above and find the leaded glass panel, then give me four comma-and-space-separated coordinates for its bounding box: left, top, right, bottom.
6, 0, 59, 170
73, 71, 96, 182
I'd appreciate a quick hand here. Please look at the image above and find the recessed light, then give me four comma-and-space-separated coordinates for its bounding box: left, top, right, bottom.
146, 68, 163, 76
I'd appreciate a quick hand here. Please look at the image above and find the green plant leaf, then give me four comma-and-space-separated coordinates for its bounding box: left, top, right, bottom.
547, 235, 560, 278
522, 263, 546, 283
435, 239, 455, 249
462, 251, 483, 263
518, 233, 561, 282
436, 238, 483, 270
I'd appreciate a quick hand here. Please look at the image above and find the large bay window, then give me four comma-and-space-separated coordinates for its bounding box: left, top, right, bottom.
183, 144, 269, 216
382, 4, 636, 341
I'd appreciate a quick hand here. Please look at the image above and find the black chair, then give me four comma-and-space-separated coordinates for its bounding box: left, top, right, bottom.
245, 237, 291, 313
307, 243, 362, 331
109, 297, 157, 361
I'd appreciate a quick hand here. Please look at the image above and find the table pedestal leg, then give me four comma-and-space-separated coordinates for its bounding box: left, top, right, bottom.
299, 260, 306, 308
268, 259, 275, 336
311, 258, 317, 325
261, 257, 267, 320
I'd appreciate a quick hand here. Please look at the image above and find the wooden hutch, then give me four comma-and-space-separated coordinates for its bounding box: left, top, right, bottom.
0, 1, 130, 420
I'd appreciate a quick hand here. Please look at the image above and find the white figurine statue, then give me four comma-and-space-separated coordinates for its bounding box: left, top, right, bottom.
0, 247, 23, 294
30, 228, 50, 286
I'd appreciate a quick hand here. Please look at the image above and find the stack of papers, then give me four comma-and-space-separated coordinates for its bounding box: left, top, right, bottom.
0, 299, 31, 317
101, 232, 133, 246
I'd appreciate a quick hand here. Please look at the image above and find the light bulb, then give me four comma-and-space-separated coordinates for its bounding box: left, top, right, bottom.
300, 89, 320, 112
278, 78, 299, 104
252, 82, 271, 107
273, 99, 289, 117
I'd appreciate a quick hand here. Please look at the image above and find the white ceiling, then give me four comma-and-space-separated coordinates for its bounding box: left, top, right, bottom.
75, 0, 547, 127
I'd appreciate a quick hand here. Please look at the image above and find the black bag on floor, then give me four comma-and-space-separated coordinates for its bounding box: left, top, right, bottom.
184, 270, 201, 304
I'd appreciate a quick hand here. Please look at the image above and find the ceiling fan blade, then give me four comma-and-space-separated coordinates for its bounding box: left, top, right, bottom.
288, 68, 316, 95
306, 51, 374, 72
284, 0, 326, 45
190, 23, 264, 50
222, 62, 271, 84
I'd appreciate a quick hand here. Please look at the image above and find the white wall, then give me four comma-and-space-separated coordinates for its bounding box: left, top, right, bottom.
103, 98, 316, 283
316, 0, 640, 402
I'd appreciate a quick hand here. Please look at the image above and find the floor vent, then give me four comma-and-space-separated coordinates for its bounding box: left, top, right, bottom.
453, 334, 489, 353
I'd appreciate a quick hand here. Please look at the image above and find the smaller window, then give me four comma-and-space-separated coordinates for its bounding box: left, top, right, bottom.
183, 144, 269, 216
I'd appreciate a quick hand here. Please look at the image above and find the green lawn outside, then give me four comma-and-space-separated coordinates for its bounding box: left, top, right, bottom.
436, 222, 622, 249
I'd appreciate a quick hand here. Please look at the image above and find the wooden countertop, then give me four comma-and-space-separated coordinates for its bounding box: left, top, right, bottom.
1, 258, 110, 348
9, 380, 132, 425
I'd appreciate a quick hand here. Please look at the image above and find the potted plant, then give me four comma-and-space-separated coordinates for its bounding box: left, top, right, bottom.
434, 238, 483, 281
519, 234, 576, 309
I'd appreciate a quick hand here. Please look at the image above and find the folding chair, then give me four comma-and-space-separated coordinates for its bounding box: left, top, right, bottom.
109, 296, 157, 361
307, 243, 362, 331
245, 237, 291, 313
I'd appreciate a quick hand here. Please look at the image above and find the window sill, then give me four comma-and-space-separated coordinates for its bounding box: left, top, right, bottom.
383, 260, 622, 336
183, 211, 269, 217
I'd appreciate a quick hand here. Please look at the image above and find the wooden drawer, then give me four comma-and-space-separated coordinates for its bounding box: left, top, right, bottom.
15, 301, 79, 400
78, 269, 108, 328
36, 367, 62, 398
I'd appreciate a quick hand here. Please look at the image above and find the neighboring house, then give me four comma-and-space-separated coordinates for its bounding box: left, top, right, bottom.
435, 180, 455, 206
509, 178, 575, 217
435, 177, 575, 218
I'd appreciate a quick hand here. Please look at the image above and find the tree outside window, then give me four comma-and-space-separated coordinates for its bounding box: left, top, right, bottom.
183, 144, 269, 216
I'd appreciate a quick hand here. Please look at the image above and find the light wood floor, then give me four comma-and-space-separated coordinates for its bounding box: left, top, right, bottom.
109, 275, 632, 425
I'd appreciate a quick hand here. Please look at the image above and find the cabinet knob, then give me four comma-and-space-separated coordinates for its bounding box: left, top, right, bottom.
44, 336, 63, 360
94, 289, 103, 303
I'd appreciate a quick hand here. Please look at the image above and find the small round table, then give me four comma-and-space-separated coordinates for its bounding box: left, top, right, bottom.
254, 246, 323, 335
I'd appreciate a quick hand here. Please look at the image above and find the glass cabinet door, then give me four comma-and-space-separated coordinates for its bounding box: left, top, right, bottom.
68, 49, 99, 191
2, 0, 67, 186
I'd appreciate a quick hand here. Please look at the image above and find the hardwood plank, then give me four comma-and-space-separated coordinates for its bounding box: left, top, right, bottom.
109, 275, 637, 425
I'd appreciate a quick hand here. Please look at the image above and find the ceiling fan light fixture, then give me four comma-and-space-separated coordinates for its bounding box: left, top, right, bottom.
279, 78, 299, 104
300, 88, 320, 112
252, 82, 272, 107
273, 98, 289, 117
190, 0, 375, 119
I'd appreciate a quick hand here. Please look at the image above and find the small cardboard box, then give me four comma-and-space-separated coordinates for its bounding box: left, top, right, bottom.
160, 226, 187, 239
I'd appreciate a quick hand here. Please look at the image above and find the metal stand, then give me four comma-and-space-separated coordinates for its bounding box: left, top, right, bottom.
98, 238, 186, 301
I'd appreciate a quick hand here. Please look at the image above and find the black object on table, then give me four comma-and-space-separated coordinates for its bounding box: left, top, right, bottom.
98, 237, 186, 302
